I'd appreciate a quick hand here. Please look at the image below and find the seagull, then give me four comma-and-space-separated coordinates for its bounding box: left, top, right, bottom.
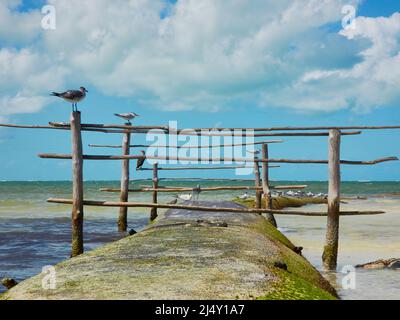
114, 112, 139, 124
238, 192, 250, 200
136, 150, 146, 170
51, 87, 88, 112
174, 194, 192, 201
247, 149, 260, 155
286, 190, 296, 197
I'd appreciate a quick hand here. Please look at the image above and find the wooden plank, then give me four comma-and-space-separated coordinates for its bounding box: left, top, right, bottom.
70, 112, 84, 257
49, 122, 169, 131
2, 122, 363, 136
99, 185, 308, 193
170, 131, 363, 137
323, 129, 341, 270
88, 140, 284, 149
38, 153, 399, 165
138, 165, 280, 171
118, 130, 131, 232
46, 198, 385, 216
178, 125, 400, 132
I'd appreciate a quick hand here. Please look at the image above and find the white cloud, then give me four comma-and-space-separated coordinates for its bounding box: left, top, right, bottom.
0, 0, 399, 117
0, 0, 42, 44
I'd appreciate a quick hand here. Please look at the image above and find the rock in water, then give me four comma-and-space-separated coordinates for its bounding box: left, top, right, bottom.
1, 278, 18, 290
355, 258, 400, 270
388, 260, 400, 269
128, 229, 137, 236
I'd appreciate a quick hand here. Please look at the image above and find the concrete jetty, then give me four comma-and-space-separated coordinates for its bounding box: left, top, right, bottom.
1, 201, 337, 300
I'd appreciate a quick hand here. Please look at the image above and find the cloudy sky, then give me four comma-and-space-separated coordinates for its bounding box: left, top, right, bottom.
0, 0, 399, 180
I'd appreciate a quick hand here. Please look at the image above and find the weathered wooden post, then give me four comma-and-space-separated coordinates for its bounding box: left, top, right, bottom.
71, 111, 84, 257
253, 155, 262, 209
118, 127, 131, 232
322, 129, 341, 270
150, 163, 159, 221
262, 144, 277, 227
261, 144, 277, 227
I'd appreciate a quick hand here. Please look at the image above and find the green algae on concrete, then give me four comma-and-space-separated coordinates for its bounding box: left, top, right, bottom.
234, 196, 327, 210
1, 201, 337, 300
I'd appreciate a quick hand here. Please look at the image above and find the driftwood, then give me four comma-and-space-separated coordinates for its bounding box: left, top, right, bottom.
0, 123, 113, 133
38, 153, 399, 165
170, 131, 363, 137
138, 165, 279, 171
88, 140, 284, 149
4, 123, 400, 134
2, 122, 364, 136
355, 258, 400, 270
177, 125, 400, 132
99, 185, 308, 193
49, 122, 169, 131
46, 198, 385, 216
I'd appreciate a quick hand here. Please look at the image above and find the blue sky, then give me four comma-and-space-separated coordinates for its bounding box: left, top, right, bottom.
0, 0, 400, 181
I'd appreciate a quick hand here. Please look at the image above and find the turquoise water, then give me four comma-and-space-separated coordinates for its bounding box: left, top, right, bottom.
0, 180, 399, 299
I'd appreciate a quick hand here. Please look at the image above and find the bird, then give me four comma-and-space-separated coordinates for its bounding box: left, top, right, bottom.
136, 150, 146, 170
191, 184, 201, 202
238, 192, 250, 200
114, 112, 139, 124
173, 194, 192, 201
247, 149, 260, 155
51, 87, 88, 112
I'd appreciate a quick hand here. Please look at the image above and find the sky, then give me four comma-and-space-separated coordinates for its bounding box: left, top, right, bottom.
0, 0, 400, 181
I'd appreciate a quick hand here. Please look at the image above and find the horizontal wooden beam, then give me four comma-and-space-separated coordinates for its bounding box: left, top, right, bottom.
88, 139, 284, 149
46, 198, 385, 216
49, 122, 169, 131
177, 126, 400, 132
38, 153, 399, 165
159, 178, 257, 182
4, 123, 400, 135
0, 123, 362, 136
0, 123, 113, 133
138, 165, 280, 171
170, 131, 363, 137
99, 185, 308, 193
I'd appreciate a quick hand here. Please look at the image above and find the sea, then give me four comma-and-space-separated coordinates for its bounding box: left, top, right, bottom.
0, 180, 399, 299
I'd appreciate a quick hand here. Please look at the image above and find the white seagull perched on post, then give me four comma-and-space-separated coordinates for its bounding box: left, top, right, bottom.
50, 87, 88, 112
114, 112, 139, 124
